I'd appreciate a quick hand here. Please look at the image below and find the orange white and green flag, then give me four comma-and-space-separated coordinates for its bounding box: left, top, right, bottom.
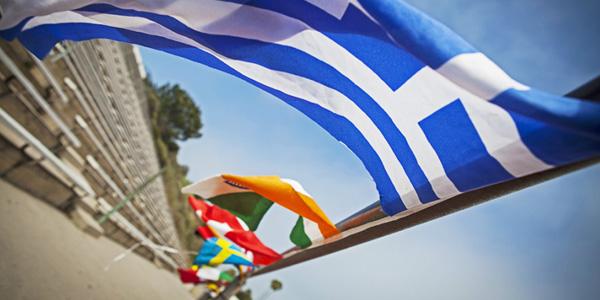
182, 174, 339, 248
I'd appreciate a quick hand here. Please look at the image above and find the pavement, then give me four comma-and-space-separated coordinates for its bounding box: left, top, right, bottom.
0, 179, 195, 300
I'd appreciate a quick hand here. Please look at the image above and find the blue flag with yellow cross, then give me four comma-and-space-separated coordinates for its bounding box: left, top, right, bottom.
193, 237, 254, 267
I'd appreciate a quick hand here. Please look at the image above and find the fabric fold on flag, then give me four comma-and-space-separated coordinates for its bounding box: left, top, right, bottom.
188, 195, 282, 266
3, 0, 598, 218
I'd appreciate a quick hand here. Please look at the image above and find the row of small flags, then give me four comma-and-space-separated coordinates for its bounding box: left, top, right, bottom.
176, 174, 338, 291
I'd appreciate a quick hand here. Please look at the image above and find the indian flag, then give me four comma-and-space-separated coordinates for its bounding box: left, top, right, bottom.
182, 174, 339, 248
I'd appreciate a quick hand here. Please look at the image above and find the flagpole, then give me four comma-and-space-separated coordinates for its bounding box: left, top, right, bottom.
252, 76, 600, 276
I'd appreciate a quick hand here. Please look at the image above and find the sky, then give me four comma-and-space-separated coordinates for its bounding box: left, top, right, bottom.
139, 1, 600, 299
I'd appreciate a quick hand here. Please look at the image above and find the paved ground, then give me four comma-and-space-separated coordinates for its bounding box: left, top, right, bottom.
0, 179, 194, 300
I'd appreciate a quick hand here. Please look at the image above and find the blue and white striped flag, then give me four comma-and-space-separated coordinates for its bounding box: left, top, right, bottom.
2, 0, 598, 216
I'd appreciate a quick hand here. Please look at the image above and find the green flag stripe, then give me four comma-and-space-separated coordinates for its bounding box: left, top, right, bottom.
219, 271, 234, 283
208, 192, 274, 231
290, 216, 312, 249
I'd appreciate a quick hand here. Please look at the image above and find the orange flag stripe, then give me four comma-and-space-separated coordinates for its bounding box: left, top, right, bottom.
222, 174, 338, 237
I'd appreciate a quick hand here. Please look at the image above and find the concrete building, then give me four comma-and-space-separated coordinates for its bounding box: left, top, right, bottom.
0, 39, 186, 270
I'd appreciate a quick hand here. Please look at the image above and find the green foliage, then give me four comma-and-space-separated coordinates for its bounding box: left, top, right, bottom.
270, 279, 283, 291
147, 79, 202, 151
236, 289, 253, 300
145, 77, 203, 257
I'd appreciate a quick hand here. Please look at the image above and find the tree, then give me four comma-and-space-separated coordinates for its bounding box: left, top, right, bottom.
253, 279, 283, 300
236, 289, 253, 300
146, 79, 202, 151
270, 279, 282, 291
144, 77, 203, 253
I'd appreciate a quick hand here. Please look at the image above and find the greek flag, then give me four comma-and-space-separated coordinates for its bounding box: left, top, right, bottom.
2, 0, 598, 216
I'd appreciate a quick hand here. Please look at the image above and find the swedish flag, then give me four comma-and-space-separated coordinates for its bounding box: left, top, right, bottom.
194, 238, 253, 267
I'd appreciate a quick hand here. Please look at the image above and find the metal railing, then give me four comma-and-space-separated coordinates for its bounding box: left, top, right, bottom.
55, 41, 184, 264
1, 41, 185, 267
29, 52, 69, 104
0, 107, 94, 197
0, 48, 81, 147
58, 43, 174, 237
97, 197, 178, 269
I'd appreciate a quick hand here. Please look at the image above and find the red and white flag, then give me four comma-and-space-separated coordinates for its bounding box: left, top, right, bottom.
188, 196, 281, 266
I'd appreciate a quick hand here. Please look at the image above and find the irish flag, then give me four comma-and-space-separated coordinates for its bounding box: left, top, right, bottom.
183, 174, 339, 248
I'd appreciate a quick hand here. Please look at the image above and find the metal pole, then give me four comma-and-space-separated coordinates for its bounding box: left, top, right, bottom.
97, 168, 165, 224
252, 76, 600, 276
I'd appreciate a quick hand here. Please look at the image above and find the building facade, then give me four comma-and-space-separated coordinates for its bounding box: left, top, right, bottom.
0, 39, 186, 269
